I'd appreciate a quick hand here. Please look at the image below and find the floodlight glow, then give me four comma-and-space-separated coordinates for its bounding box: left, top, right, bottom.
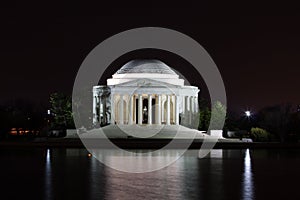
245, 111, 251, 117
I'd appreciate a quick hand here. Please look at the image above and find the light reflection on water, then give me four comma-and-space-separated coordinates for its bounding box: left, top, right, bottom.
88, 150, 186, 200
242, 149, 254, 200
90, 149, 182, 173
43, 149, 255, 200
38, 148, 300, 200
89, 154, 103, 199
44, 149, 52, 200
209, 149, 223, 158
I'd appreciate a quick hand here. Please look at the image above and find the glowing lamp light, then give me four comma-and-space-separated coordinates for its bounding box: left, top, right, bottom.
245, 111, 251, 117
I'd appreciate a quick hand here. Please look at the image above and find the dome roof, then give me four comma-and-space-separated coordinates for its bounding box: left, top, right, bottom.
116, 59, 177, 75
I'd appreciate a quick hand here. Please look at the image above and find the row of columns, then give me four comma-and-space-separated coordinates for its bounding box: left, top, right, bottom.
182, 96, 198, 125
94, 94, 198, 126
182, 96, 198, 113
112, 94, 179, 125
111, 94, 197, 125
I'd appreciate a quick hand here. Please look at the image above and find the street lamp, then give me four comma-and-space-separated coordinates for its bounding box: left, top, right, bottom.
244, 110, 253, 133
245, 110, 251, 117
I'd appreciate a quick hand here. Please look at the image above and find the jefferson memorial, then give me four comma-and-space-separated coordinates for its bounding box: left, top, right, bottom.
92, 59, 199, 129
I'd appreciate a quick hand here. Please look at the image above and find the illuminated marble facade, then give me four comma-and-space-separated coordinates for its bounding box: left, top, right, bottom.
92, 59, 199, 127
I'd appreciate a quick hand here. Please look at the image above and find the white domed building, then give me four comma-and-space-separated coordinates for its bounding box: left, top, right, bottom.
92, 59, 200, 129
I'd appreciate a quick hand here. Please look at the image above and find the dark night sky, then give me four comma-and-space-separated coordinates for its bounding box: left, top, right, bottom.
0, 2, 300, 113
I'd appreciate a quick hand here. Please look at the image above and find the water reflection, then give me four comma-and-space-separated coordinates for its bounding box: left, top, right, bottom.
209, 149, 223, 158
44, 149, 53, 200
242, 149, 254, 200
90, 149, 183, 173
41, 148, 256, 199
71, 149, 188, 200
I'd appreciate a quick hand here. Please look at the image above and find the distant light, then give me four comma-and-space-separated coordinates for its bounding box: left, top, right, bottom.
88, 153, 92, 157
47, 110, 51, 115
245, 111, 251, 117
46, 149, 50, 162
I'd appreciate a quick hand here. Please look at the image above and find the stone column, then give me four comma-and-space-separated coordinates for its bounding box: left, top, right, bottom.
133, 95, 136, 124
138, 94, 143, 125
166, 95, 170, 125
156, 95, 162, 125
124, 95, 128, 124
119, 94, 124, 125
189, 96, 193, 124
98, 95, 101, 124
194, 96, 198, 113
185, 96, 190, 111
93, 95, 97, 125
102, 96, 107, 124
148, 94, 152, 125
96, 95, 100, 123
182, 96, 186, 114
172, 95, 175, 123
175, 95, 180, 125
190, 96, 194, 113
155, 96, 158, 124
111, 94, 115, 124
161, 100, 165, 123
129, 95, 134, 125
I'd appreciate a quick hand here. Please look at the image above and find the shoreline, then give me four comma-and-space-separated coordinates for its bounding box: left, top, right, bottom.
1, 138, 300, 149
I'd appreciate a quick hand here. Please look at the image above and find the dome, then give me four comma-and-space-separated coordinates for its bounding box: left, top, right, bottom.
108, 59, 184, 86
116, 59, 177, 75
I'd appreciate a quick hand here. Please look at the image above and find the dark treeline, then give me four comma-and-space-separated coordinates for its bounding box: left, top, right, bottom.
0, 93, 74, 139
0, 94, 300, 142
199, 100, 300, 142
0, 99, 48, 138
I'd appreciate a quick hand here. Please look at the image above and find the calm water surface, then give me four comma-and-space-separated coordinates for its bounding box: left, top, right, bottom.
0, 148, 300, 200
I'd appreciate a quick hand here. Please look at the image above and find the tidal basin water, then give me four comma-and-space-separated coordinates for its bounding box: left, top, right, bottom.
1, 148, 300, 200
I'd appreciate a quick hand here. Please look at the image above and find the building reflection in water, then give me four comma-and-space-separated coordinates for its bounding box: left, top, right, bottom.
242, 149, 254, 200
41, 148, 255, 199
90, 149, 184, 173
44, 149, 53, 200
209, 149, 223, 158
93, 149, 184, 199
